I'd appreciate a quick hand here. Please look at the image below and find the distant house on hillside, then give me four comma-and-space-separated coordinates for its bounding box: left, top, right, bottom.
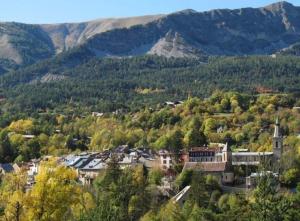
158, 150, 174, 170
164, 101, 184, 108
293, 107, 300, 112
79, 159, 107, 185
184, 143, 234, 184
217, 126, 225, 133
0, 163, 15, 175
92, 112, 104, 117
22, 135, 35, 139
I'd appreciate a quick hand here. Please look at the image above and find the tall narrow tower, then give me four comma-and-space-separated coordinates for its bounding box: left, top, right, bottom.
273, 117, 283, 162
222, 142, 232, 163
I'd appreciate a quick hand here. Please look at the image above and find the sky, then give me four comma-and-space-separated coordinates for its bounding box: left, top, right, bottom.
0, 0, 299, 24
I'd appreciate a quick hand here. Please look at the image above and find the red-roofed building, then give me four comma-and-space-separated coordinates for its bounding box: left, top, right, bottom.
183, 143, 234, 184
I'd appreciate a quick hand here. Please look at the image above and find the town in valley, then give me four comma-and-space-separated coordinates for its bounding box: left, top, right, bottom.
0, 1, 300, 220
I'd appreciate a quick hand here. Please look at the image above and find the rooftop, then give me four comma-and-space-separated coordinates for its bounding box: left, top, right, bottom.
189, 146, 222, 153
0, 163, 14, 173
173, 185, 191, 203
81, 159, 107, 170
183, 162, 230, 172
232, 152, 273, 156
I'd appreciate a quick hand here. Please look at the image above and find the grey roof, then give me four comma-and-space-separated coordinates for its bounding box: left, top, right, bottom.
232, 152, 273, 156
232, 161, 260, 166
119, 156, 136, 164
248, 171, 278, 178
139, 156, 156, 168
73, 158, 91, 168
173, 186, 191, 203
81, 159, 107, 170
63, 153, 93, 167
64, 156, 82, 167
0, 163, 14, 173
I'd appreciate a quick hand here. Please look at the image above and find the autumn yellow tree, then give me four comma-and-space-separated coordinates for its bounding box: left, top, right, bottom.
0, 169, 28, 221
158, 201, 183, 221
25, 159, 84, 221
8, 120, 34, 134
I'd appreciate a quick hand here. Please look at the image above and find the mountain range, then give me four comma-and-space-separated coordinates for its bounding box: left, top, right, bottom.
0, 15, 162, 71
0, 1, 299, 113
0, 1, 300, 73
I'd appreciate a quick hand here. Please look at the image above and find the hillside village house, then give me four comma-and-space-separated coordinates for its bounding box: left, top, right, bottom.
159, 150, 173, 170
184, 143, 234, 184
183, 118, 283, 185
0, 159, 40, 189
78, 159, 107, 185
0, 163, 16, 175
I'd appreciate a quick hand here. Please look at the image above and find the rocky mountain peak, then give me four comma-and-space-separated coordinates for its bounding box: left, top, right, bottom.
171, 9, 197, 16
263, 1, 296, 12
0, 1, 300, 73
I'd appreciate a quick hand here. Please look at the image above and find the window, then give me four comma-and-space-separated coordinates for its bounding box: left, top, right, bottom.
163, 155, 167, 159
163, 160, 167, 164
275, 141, 278, 148
169, 160, 172, 164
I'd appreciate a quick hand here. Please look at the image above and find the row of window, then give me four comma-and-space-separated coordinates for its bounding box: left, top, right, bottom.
189, 152, 215, 157
233, 156, 265, 162
190, 157, 214, 162
163, 159, 172, 164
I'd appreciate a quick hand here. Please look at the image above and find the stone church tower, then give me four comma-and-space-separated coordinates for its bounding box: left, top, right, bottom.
272, 117, 283, 162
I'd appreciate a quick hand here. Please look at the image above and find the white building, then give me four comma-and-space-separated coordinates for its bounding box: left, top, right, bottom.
158, 150, 173, 170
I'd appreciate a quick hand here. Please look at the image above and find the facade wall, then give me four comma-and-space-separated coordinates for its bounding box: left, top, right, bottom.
160, 155, 173, 170
188, 151, 274, 165
232, 154, 273, 165
222, 172, 234, 184
189, 156, 216, 162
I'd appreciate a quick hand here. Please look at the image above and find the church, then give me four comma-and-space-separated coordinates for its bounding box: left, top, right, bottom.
183, 118, 283, 184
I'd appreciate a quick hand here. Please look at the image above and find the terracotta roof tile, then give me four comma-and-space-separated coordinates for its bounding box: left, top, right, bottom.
183, 162, 230, 172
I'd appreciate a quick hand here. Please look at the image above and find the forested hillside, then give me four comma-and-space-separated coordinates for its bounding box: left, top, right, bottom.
0, 55, 299, 113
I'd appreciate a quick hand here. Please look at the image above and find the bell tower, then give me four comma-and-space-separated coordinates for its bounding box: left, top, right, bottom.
222, 142, 232, 163
272, 117, 283, 162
